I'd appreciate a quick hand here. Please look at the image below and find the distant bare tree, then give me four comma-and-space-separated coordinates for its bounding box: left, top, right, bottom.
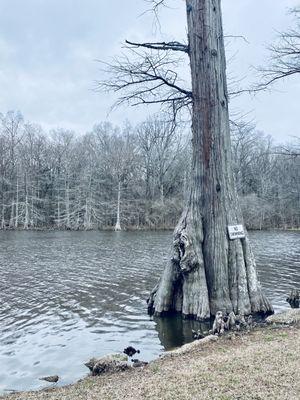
0, 111, 24, 228
257, 8, 300, 89
0, 109, 298, 232
274, 138, 300, 157
94, 122, 139, 231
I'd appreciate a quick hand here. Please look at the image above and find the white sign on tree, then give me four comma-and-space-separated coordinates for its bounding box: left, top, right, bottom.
228, 224, 245, 240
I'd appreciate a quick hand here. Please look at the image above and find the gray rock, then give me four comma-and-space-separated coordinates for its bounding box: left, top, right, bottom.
131, 359, 148, 368
39, 375, 59, 383
84, 354, 129, 376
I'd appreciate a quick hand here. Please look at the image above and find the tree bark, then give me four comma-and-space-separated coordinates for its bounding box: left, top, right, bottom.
24, 195, 29, 229
1, 202, 5, 229
114, 181, 122, 231
65, 178, 70, 229
148, 0, 273, 319
57, 194, 61, 228
15, 175, 19, 228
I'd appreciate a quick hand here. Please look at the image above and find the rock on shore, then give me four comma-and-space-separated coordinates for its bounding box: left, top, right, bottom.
84, 353, 129, 375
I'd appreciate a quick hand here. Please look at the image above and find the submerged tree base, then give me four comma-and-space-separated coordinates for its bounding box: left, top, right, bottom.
147, 204, 273, 320
147, 306, 273, 322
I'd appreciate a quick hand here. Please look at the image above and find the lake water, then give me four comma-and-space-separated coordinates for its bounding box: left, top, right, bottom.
0, 230, 299, 393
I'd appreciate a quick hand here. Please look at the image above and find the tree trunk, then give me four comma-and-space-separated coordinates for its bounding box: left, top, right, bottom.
84, 197, 92, 230
24, 194, 29, 229
65, 177, 70, 229
148, 0, 273, 320
160, 182, 164, 205
15, 175, 19, 228
9, 201, 14, 228
24, 174, 29, 229
30, 190, 34, 227
1, 196, 5, 229
114, 181, 122, 231
57, 194, 61, 228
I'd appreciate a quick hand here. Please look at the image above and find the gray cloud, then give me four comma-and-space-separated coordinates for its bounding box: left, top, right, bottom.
0, 0, 299, 142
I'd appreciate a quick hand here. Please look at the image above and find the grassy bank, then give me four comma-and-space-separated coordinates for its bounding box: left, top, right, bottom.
2, 311, 300, 400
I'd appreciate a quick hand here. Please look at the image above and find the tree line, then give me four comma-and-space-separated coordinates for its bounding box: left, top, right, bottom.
0, 110, 299, 231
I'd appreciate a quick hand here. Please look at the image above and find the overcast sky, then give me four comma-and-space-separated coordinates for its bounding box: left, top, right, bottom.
0, 0, 299, 143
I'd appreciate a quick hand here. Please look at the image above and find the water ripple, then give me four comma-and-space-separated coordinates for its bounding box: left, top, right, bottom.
0, 230, 299, 392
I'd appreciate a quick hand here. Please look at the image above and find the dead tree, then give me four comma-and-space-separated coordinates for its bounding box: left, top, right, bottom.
99, 0, 273, 319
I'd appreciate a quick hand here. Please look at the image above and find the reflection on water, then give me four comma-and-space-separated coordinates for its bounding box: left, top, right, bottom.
155, 315, 210, 350
0, 230, 299, 392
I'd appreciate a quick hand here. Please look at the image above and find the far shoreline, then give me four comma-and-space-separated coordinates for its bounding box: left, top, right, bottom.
0, 227, 299, 232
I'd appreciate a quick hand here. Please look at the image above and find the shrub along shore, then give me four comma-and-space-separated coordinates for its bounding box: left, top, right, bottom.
2, 309, 300, 400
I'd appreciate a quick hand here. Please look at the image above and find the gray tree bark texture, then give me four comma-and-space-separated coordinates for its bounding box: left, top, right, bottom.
148, 0, 273, 320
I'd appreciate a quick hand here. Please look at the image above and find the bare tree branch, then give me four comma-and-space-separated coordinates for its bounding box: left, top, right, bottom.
273, 138, 300, 158
256, 7, 300, 90
224, 35, 250, 44
141, 0, 170, 28
96, 47, 192, 119
125, 40, 189, 54
145, 0, 168, 14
